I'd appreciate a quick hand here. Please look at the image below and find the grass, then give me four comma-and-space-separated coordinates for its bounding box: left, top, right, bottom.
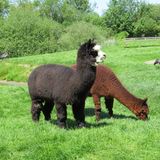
124, 38, 160, 48
0, 42, 160, 159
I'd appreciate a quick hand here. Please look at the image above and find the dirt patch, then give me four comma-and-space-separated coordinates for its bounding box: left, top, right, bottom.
0, 80, 26, 86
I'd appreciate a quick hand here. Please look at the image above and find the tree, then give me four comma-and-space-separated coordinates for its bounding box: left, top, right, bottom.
66, 0, 91, 12
133, 16, 159, 37
34, 0, 64, 23
104, 0, 142, 36
0, 6, 63, 57
148, 4, 160, 24
58, 21, 107, 50
33, 0, 92, 24
133, 3, 160, 36
83, 12, 105, 27
0, 0, 9, 17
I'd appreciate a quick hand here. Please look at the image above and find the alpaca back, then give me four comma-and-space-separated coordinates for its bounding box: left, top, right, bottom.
91, 65, 142, 101
28, 64, 94, 104
91, 65, 124, 97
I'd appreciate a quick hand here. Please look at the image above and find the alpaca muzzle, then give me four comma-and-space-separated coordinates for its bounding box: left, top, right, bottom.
96, 51, 106, 64
136, 111, 148, 120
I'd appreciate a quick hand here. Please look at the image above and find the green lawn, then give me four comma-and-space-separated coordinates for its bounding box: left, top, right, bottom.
0, 43, 160, 159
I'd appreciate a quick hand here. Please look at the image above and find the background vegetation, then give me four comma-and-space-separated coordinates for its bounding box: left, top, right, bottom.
0, 0, 160, 57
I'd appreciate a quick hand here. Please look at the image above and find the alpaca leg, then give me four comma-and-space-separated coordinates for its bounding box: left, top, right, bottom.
55, 103, 67, 128
92, 94, 101, 121
72, 100, 85, 128
42, 100, 54, 121
31, 100, 43, 122
104, 96, 114, 118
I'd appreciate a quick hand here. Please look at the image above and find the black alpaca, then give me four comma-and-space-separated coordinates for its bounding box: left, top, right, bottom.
154, 59, 160, 65
28, 39, 106, 128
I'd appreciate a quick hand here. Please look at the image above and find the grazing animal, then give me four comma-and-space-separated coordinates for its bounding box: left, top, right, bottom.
28, 40, 106, 128
0, 52, 8, 60
72, 64, 149, 121
154, 59, 160, 65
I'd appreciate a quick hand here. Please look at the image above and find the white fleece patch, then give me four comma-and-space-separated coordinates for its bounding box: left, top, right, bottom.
93, 44, 106, 64
93, 45, 101, 51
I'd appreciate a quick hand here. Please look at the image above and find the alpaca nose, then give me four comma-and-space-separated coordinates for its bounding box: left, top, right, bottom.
101, 53, 106, 60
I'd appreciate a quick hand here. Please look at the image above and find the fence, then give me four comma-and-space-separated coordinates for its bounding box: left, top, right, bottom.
124, 37, 160, 48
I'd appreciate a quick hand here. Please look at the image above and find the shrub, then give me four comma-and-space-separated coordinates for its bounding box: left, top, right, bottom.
115, 31, 129, 39
58, 21, 107, 51
0, 7, 63, 57
133, 16, 159, 37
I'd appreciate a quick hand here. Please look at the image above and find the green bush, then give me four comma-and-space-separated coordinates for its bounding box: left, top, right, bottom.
133, 16, 159, 37
58, 21, 107, 51
0, 7, 63, 57
115, 31, 129, 39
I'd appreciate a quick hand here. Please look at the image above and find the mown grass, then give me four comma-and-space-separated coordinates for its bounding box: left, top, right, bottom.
0, 42, 160, 159
124, 38, 160, 48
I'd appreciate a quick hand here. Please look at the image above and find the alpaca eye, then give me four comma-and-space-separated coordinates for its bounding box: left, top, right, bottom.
141, 109, 145, 113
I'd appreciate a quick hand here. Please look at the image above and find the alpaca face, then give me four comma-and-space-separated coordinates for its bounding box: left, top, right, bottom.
93, 45, 106, 66
134, 105, 149, 120
78, 39, 106, 67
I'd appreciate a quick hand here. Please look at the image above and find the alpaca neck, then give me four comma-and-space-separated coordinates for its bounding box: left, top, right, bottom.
76, 58, 96, 89
111, 79, 143, 112
77, 58, 96, 73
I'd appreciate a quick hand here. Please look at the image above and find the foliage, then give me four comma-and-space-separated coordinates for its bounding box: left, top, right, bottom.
133, 16, 159, 37
33, 0, 91, 24
104, 0, 141, 36
149, 4, 160, 24
132, 3, 160, 37
0, 0, 9, 17
66, 0, 91, 12
115, 31, 129, 39
0, 6, 62, 57
103, 0, 160, 37
0, 0, 160, 57
34, 0, 64, 23
58, 21, 107, 50
82, 12, 105, 27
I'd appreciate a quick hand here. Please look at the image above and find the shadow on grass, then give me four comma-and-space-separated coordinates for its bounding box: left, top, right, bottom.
49, 107, 137, 130
155, 65, 160, 69
50, 118, 110, 130
85, 108, 137, 121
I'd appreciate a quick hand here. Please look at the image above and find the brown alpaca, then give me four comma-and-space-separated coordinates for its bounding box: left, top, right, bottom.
72, 64, 149, 121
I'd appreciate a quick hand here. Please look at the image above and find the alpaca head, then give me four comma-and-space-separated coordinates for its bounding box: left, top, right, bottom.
134, 98, 149, 120
77, 39, 106, 66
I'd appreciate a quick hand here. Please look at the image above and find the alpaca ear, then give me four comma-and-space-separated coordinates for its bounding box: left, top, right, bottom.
88, 39, 92, 45
92, 38, 95, 43
143, 98, 148, 105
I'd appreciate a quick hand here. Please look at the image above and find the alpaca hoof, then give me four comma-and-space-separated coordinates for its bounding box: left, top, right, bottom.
96, 116, 100, 122
95, 112, 101, 121
32, 116, 40, 122
57, 122, 66, 129
108, 114, 113, 118
77, 122, 86, 128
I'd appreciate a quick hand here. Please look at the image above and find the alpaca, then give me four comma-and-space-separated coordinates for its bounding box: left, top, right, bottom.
28, 40, 106, 128
154, 59, 160, 65
72, 64, 149, 121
